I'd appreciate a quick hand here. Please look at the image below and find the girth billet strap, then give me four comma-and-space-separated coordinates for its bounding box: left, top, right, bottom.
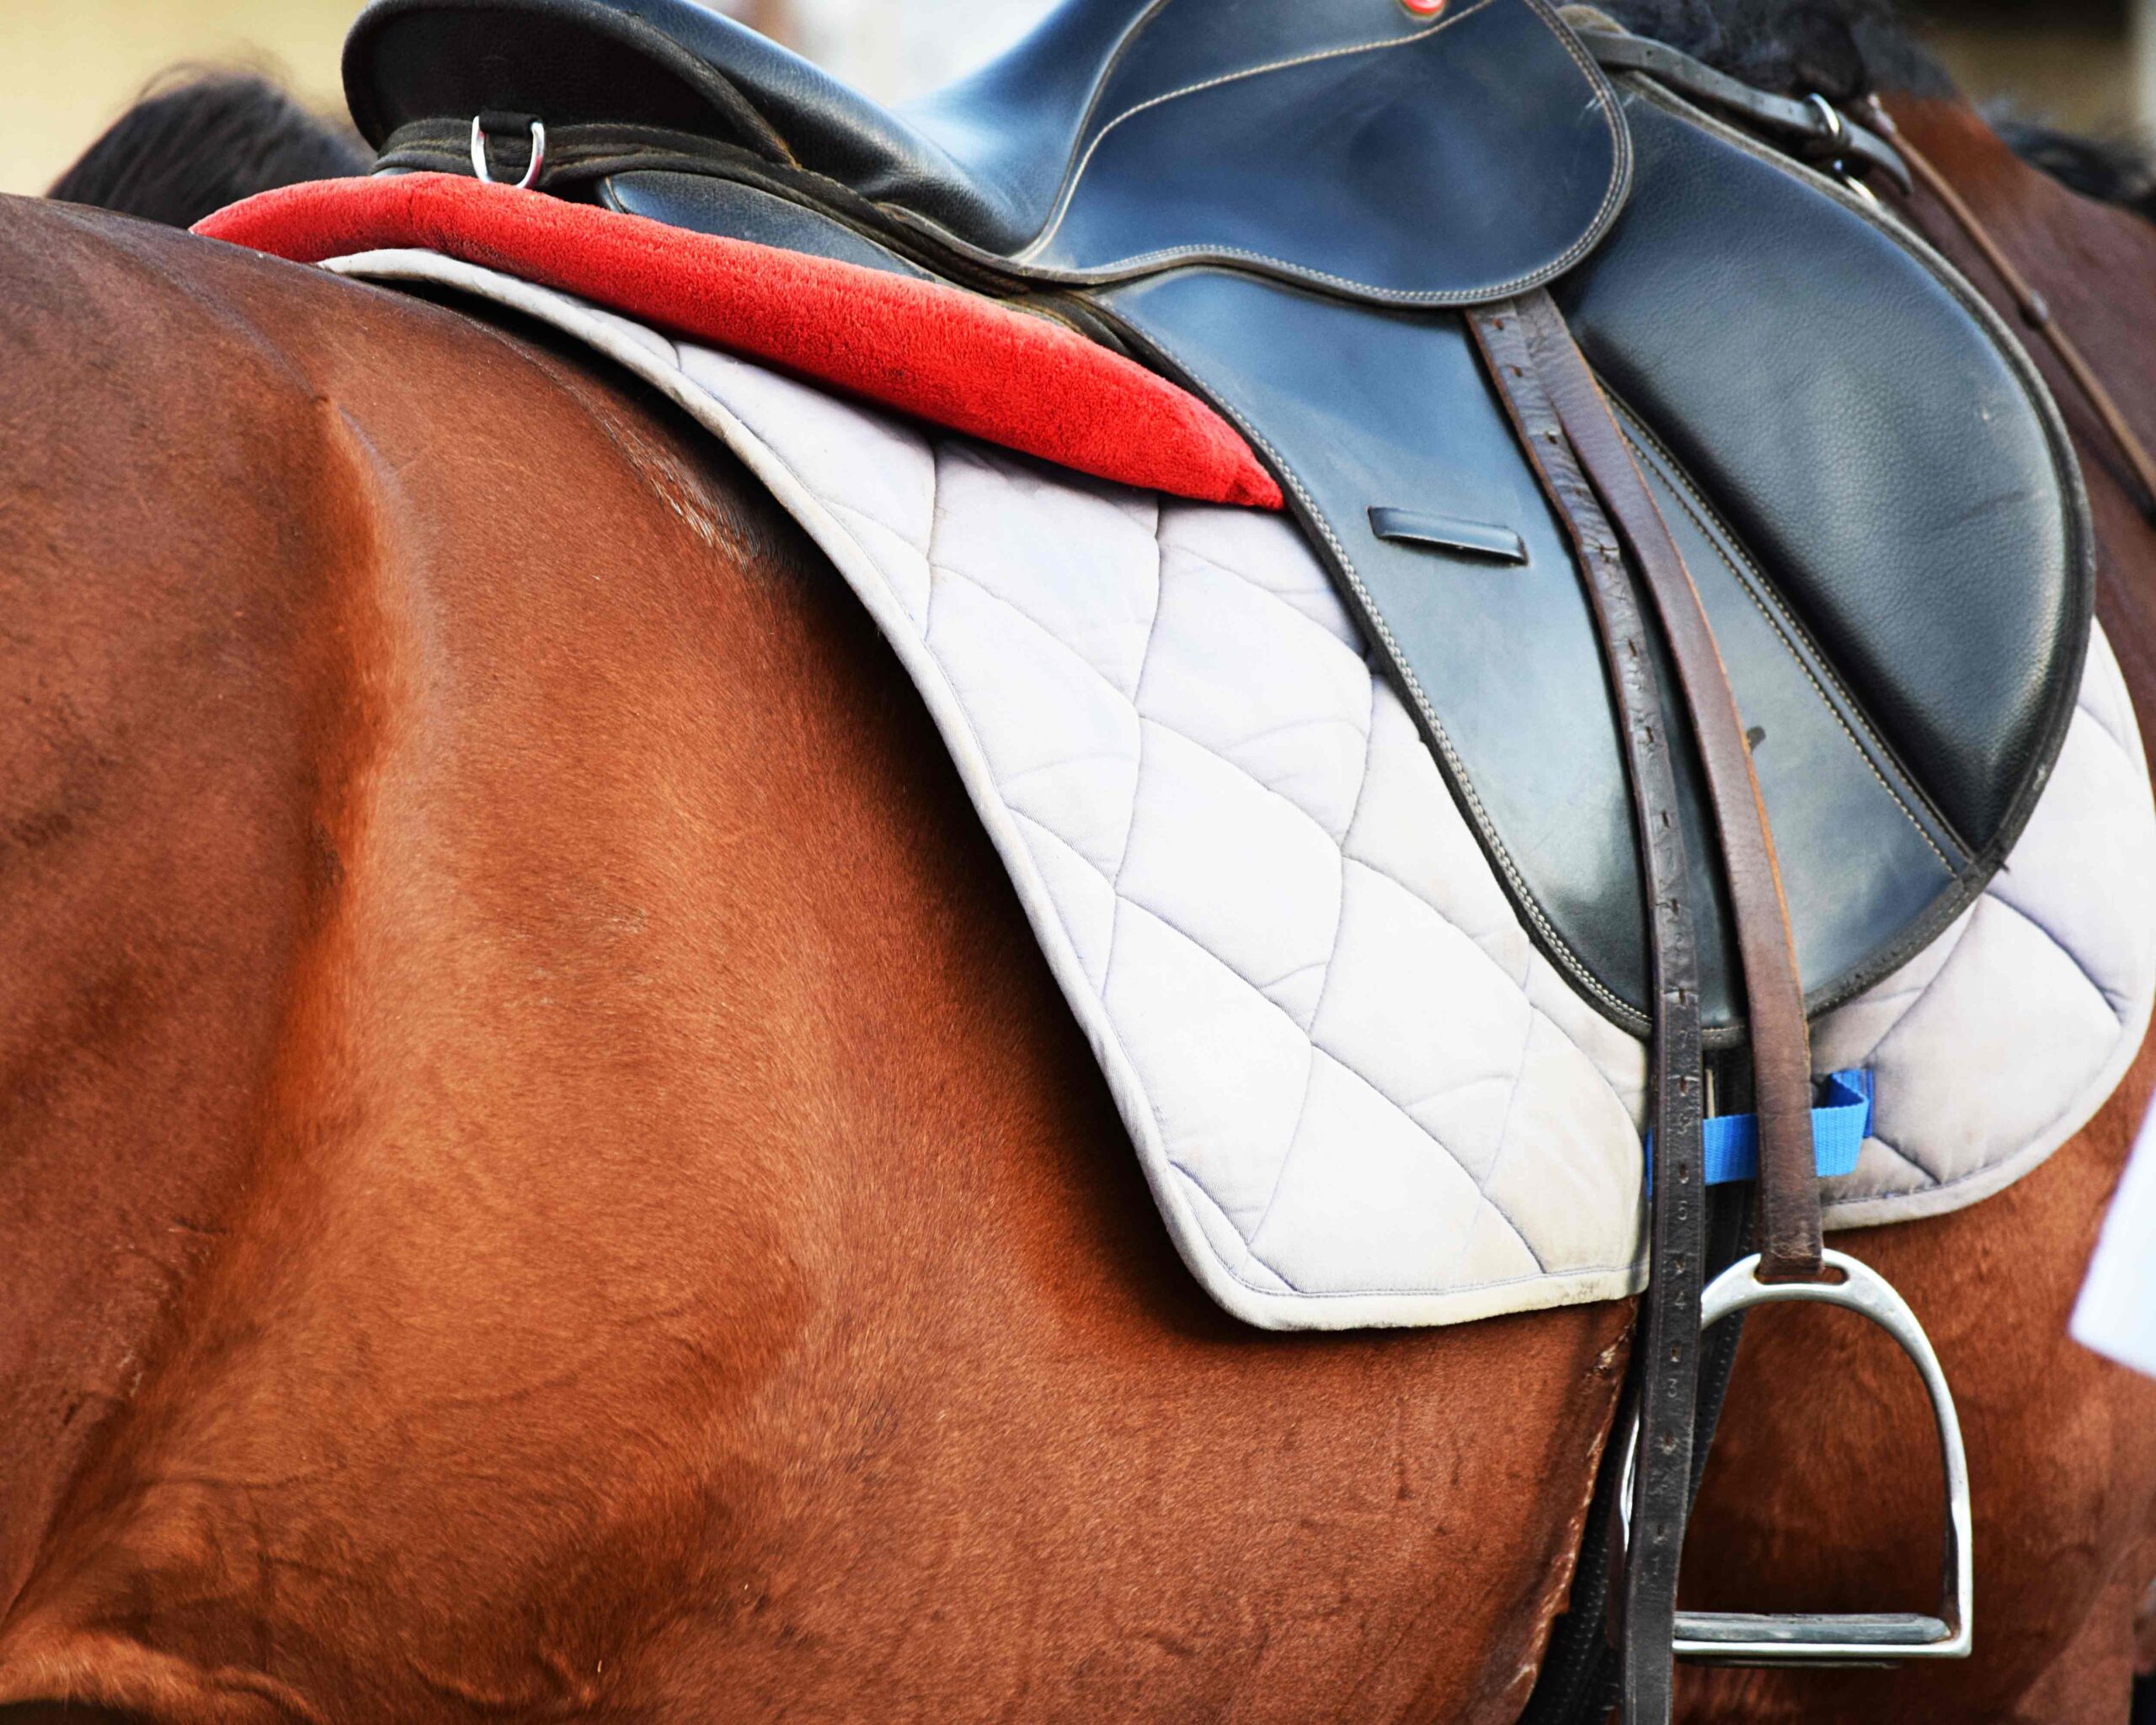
1472, 290, 1823, 1722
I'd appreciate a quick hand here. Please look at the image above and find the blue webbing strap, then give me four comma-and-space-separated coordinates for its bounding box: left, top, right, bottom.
1650, 1069, 1871, 1187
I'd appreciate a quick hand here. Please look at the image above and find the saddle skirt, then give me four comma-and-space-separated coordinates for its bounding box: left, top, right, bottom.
318, 252, 2156, 1327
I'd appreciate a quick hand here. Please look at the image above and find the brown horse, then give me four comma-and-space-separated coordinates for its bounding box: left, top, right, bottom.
2, 81, 2153, 1725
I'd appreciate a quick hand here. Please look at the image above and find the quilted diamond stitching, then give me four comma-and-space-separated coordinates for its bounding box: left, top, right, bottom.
654, 323, 2154, 1309
913, 446, 1583, 1284
837, 409, 2153, 1290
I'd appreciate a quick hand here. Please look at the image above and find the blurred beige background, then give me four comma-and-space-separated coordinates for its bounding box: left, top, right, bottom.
3, 0, 2151, 198
3, 0, 354, 195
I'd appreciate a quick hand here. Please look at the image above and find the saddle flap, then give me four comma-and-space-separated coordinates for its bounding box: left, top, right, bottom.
1089, 75, 2090, 1035
344, 0, 1634, 303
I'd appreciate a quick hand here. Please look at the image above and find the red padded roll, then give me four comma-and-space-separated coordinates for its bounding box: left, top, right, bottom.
195, 174, 1282, 510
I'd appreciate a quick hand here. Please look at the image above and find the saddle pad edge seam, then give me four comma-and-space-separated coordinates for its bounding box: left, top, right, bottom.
1820, 969, 2154, 1229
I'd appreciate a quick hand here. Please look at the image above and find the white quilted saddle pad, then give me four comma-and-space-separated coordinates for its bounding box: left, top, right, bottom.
331, 251, 2156, 1330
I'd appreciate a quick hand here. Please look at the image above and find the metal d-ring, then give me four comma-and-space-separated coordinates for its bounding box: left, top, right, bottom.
1801, 92, 1878, 199
469, 115, 547, 190
1805, 92, 1849, 151
1619, 1247, 1974, 1667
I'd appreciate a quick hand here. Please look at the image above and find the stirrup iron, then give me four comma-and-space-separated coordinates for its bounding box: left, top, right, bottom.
1623, 1247, 1974, 1666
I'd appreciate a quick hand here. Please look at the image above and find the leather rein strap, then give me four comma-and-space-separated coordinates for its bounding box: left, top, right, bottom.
1587, 31, 1909, 192
1473, 291, 1822, 1722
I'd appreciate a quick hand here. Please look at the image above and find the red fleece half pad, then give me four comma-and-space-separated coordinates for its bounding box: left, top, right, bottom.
195, 174, 1281, 510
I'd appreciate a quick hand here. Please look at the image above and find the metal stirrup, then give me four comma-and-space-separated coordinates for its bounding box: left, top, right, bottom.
1620, 1248, 1975, 1666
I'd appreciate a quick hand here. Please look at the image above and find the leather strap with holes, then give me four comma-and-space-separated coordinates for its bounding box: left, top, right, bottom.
1472, 288, 1824, 1722
1470, 296, 1705, 1725
1511, 291, 1821, 1287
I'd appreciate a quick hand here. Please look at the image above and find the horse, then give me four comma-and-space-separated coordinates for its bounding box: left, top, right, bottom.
3, 6, 2153, 1721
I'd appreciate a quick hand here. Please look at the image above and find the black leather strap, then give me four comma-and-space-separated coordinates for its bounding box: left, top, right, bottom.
1478, 287, 1828, 1716
1520, 1183, 1753, 1725
1515, 290, 1823, 1286
1470, 297, 1707, 1725
1577, 29, 1911, 193
378, 115, 768, 187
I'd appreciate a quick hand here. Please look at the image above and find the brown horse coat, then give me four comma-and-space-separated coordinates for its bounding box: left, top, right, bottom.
0, 200, 1628, 1723
0, 96, 2152, 1721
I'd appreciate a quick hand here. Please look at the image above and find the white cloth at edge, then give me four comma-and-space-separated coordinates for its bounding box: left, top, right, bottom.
2073, 1097, 2156, 1377
324, 250, 2156, 1332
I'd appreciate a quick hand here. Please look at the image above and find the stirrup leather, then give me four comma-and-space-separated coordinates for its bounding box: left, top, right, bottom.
1624, 1247, 1975, 1666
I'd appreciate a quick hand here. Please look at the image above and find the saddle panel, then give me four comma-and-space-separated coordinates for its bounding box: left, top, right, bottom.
1096, 270, 1977, 1032
1083, 77, 2088, 1031
346, 0, 1633, 301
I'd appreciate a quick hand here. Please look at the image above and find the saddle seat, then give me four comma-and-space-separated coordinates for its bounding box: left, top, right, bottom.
345, 0, 1630, 300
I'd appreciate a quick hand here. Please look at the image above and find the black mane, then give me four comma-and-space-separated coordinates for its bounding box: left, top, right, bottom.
1993, 116, 2156, 224
1595, 0, 2156, 218
46, 67, 366, 230
1595, 0, 1952, 102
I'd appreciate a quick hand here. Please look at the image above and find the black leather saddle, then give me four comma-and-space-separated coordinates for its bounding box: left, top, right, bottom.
345, 0, 2090, 1044
340, 1, 2088, 1710
348, 0, 1629, 300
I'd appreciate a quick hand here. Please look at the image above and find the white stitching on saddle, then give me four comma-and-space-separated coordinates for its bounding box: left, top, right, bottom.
1196, 0, 1632, 307
1013, 2, 1489, 270
1008, 0, 1636, 307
